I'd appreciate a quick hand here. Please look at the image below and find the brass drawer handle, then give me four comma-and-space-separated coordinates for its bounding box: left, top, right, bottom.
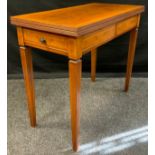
40, 38, 46, 44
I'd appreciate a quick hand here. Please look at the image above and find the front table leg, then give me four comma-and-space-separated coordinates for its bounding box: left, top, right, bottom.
19, 46, 36, 127
69, 59, 82, 151
125, 28, 138, 91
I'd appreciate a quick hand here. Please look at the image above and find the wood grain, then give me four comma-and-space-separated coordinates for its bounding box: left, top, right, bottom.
81, 25, 115, 52
10, 3, 144, 37
19, 17, 140, 60
23, 28, 69, 56
17, 27, 24, 46
20, 46, 36, 127
69, 59, 81, 151
91, 49, 97, 82
116, 15, 138, 36
125, 28, 138, 91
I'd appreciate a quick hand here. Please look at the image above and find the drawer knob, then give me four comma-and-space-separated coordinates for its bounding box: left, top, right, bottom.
40, 38, 46, 44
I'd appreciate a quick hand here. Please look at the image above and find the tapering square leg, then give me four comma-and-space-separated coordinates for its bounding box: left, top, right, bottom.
19, 46, 36, 127
91, 48, 97, 82
125, 28, 138, 91
69, 59, 82, 151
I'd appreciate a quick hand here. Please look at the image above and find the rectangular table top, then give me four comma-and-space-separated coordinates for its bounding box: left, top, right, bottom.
10, 3, 144, 37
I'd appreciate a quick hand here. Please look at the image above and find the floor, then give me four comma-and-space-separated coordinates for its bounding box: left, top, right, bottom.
8, 78, 148, 155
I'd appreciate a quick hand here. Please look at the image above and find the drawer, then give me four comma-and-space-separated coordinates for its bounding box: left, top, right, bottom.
81, 25, 116, 52
23, 28, 69, 56
116, 16, 138, 36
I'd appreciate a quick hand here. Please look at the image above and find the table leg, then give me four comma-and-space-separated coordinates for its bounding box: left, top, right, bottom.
19, 46, 36, 127
69, 59, 81, 151
125, 28, 138, 91
91, 48, 97, 82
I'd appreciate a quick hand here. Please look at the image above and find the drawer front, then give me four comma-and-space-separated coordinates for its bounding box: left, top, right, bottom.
116, 16, 138, 36
23, 28, 69, 55
81, 25, 115, 52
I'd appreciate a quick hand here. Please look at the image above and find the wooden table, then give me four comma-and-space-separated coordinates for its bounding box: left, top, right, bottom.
10, 3, 144, 151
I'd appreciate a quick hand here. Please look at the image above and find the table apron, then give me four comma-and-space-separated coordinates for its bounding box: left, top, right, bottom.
18, 15, 139, 59
81, 15, 139, 54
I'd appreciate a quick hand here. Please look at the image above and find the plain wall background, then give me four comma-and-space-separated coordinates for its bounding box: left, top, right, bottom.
7, 0, 148, 75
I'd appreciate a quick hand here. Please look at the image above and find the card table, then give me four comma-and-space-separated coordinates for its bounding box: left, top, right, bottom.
10, 3, 144, 151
